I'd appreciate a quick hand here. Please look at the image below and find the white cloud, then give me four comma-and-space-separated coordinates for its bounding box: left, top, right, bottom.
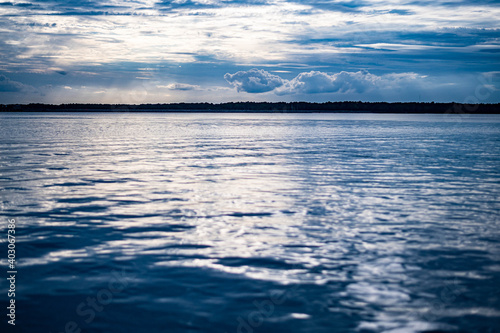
278, 70, 380, 94
224, 68, 286, 93
225, 68, 425, 95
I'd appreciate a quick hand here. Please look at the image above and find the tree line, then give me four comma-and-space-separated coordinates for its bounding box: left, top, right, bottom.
1, 102, 499, 113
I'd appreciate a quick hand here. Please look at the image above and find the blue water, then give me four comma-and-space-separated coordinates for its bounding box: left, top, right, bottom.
1, 112, 500, 333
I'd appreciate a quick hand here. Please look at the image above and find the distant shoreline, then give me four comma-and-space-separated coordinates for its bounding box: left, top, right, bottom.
1, 102, 500, 114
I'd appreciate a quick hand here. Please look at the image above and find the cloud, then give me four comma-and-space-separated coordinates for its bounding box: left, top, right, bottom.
224, 68, 286, 93
0, 2, 37, 7
285, 0, 367, 13
387, 9, 413, 15
160, 83, 200, 90
225, 69, 424, 95
156, 0, 270, 12
0, 74, 30, 92
408, 0, 500, 6
0, 0, 499, 103
279, 70, 379, 94
2, 0, 137, 15
155, 0, 218, 11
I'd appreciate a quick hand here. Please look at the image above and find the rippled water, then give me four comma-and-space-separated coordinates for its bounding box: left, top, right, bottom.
1, 112, 500, 333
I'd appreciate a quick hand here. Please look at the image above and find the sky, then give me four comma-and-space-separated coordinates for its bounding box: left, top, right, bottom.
0, 0, 499, 104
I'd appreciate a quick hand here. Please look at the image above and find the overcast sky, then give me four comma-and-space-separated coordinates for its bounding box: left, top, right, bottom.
0, 0, 499, 104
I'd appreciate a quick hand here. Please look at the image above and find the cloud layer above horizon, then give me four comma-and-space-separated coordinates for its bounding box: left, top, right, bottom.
0, 0, 499, 103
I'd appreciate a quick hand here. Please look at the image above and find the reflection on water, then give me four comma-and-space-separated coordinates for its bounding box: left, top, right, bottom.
1, 113, 500, 333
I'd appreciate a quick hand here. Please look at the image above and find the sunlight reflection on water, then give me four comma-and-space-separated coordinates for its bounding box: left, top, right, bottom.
1, 113, 499, 333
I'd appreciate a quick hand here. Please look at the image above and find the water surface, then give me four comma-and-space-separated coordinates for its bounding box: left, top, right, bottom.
1, 112, 499, 333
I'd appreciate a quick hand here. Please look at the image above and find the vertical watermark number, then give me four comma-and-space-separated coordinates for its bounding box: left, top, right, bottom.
6, 218, 16, 326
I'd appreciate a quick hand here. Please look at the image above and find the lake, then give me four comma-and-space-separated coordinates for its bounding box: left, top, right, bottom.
0, 112, 499, 333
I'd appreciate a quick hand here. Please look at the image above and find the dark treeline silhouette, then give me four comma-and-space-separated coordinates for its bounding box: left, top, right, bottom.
1, 102, 499, 113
